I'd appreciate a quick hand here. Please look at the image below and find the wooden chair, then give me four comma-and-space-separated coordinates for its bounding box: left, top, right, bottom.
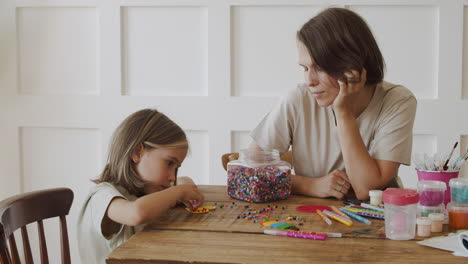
0, 188, 73, 264
221, 150, 293, 171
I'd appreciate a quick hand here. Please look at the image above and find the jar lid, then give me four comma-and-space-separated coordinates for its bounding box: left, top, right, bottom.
428, 213, 444, 221
369, 190, 383, 197
383, 188, 419, 206
416, 217, 432, 225
417, 180, 447, 192
449, 178, 468, 188
417, 203, 445, 210
447, 202, 468, 212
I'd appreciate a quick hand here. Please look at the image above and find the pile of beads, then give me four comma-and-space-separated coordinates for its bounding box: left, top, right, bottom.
237, 205, 304, 228
227, 166, 292, 203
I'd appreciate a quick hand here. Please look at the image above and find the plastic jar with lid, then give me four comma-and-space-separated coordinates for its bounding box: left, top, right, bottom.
416, 217, 432, 237
447, 202, 468, 229
449, 178, 468, 203
417, 204, 445, 217
227, 149, 292, 203
428, 213, 444, 232
383, 188, 419, 240
417, 180, 446, 206
369, 190, 383, 206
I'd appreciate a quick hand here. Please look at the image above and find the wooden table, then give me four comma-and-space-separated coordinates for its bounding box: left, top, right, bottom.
107, 185, 466, 263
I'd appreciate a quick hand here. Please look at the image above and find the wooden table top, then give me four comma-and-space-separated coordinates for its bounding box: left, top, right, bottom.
107, 185, 467, 263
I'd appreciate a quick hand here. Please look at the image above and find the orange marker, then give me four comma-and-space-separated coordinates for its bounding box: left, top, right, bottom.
331, 206, 351, 220
316, 209, 332, 225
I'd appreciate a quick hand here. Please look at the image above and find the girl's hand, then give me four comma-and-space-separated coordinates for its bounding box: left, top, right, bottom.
311, 170, 351, 200
174, 185, 204, 210
333, 68, 367, 116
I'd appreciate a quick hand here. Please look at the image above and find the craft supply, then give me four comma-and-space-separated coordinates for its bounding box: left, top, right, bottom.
369, 190, 383, 206
339, 208, 371, 225
448, 202, 468, 229
296, 231, 342, 238
316, 209, 332, 225
443, 142, 458, 171
416, 217, 432, 237
417, 204, 445, 217
428, 213, 444, 232
345, 210, 384, 220
296, 205, 332, 213
417, 180, 446, 206
417, 230, 468, 257
449, 178, 468, 203
344, 206, 384, 215
264, 230, 326, 240
383, 188, 419, 240
330, 206, 351, 220
360, 203, 384, 213
416, 170, 459, 205
185, 205, 216, 214
322, 210, 353, 226
227, 149, 292, 203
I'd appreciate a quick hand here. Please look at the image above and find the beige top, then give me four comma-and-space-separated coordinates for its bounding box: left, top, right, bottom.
251, 81, 417, 179
77, 182, 144, 264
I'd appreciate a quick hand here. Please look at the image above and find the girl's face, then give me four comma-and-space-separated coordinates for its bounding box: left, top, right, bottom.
297, 41, 340, 107
133, 146, 188, 194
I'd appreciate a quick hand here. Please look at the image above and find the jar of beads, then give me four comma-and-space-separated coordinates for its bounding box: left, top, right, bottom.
417, 180, 446, 206
227, 149, 292, 203
449, 178, 468, 204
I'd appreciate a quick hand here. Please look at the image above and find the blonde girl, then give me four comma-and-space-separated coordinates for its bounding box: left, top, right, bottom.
78, 108, 204, 263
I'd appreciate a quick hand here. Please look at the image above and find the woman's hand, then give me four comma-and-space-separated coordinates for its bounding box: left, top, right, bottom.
332, 69, 367, 117
310, 170, 352, 200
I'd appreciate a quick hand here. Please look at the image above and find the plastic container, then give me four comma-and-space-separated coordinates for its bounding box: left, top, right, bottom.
417, 204, 445, 217
447, 202, 468, 229
428, 213, 444, 232
449, 178, 468, 204
417, 180, 446, 206
416, 170, 459, 205
416, 217, 432, 237
383, 188, 419, 240
227, 149, 292, 203
369, 190, 383, 206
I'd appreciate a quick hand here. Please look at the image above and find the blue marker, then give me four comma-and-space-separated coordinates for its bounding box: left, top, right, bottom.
340, 208, 372, 225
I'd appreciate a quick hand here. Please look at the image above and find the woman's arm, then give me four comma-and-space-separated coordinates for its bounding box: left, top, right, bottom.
333, 70, 400, 199
335, 111, 399, 199
106, 184, 204, 226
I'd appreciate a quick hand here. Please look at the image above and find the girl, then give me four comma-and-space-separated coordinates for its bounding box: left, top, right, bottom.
78, 108, 204, 263
249, 7, 417, 200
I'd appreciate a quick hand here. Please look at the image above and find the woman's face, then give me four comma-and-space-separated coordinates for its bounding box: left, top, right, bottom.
133, 146, 188, 194
297, 41, 340, 107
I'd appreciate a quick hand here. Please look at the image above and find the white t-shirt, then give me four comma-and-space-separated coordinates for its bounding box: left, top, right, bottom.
250, 81, 417, 181
77, 182, 144, 264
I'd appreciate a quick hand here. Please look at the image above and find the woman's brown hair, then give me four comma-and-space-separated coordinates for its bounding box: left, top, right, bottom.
94, 109, 188, 196
297, 7, 385, 84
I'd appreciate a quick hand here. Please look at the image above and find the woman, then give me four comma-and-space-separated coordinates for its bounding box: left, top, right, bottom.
249, 7, 417, 200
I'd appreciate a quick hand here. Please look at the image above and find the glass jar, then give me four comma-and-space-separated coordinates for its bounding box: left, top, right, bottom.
227, 149, 292, 203
383, 188, 419, 240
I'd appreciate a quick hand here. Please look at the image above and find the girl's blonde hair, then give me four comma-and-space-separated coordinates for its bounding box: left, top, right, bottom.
94, 108, 188, 196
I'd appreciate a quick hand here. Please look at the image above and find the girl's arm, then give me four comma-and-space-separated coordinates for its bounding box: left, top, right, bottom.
106, 184, 204, 226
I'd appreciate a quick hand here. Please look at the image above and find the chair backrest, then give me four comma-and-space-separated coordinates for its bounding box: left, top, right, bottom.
221, 150, 293, 171
0, 188, 73, 264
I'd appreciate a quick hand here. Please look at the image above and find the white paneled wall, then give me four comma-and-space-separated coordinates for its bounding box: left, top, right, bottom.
2, 0, 468, 262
